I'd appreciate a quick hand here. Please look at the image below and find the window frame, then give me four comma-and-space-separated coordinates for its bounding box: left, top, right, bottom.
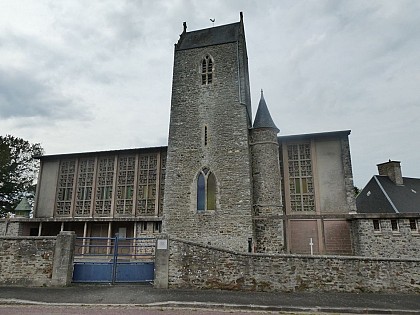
287, 143, 315, 213
409, 219, 418, 233
55, 159, 76, 216
196, 167, 217, 213
390, 219, 399, 232
201, 55, 214, 85
372, 219, 381, 232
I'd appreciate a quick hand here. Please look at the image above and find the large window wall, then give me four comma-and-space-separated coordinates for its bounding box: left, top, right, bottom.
287, 143, 315, 212
54, 150, 166, 218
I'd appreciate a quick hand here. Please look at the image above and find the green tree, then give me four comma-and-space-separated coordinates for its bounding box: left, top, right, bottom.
0, 135, 44, 217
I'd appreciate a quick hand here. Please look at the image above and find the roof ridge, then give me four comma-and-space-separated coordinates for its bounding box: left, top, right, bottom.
184, 21, 240, 35
374, 176, 400, 213
176, 20, 241, 51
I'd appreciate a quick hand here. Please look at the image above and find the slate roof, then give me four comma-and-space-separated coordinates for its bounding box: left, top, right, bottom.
253, 91, 279, 132
35, 146, 167, 161
356, 175, 420, 214
278, 130, 351, 141
36, 129, 351, 161
176, 22, 241, 51
15, 197, 31, 212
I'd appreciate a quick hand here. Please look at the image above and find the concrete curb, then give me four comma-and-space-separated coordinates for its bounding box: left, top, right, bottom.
1, 298, 419, 314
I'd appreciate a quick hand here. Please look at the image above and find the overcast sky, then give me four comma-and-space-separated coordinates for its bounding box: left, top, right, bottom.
0, 0, 419, 188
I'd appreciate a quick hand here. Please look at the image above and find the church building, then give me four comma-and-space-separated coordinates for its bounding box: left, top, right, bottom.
7, 13, 357, 255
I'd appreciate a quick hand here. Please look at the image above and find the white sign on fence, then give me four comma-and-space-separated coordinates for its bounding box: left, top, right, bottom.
157, 239, 168, 250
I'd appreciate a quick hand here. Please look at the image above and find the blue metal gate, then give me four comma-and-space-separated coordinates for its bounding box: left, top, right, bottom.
72, 236, 155, 283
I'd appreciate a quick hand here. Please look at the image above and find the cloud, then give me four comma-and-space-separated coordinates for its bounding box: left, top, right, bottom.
0, 0, 419, 188
0, 67, 91, 121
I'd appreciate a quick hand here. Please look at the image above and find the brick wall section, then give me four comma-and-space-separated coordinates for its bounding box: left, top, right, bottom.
0, 236, 56, 286
289, 220, 319, 254
324, 220, 353, 255
352, 218, 420, 258
168, 238, 420, 293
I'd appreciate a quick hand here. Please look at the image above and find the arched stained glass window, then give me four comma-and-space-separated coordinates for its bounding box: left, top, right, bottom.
197, 172, 205, 211
207, 172, 216, 210
196, 168, 217, 212
201, 55, 213, 85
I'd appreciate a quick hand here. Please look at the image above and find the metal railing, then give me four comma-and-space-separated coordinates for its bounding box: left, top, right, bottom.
74, 236, 156, 262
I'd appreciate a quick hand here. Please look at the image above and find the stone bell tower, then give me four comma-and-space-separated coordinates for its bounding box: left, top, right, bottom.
162, 13, 254, 252
250, 91, 284, 253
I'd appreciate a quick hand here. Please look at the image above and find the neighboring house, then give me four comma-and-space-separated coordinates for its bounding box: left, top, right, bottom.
356, 160, 420, 214
1, 13, 357, 256
353, 160, 420, 258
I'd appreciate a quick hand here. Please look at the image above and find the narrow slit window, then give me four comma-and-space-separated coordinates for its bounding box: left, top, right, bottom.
391, 219, 399, 231
204, 126, 208, 146
153, 222, 161, 233
409, 219, 418, 231
373, 219, 380, 231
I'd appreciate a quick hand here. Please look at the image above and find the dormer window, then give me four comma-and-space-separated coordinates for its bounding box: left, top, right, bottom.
201, 55, 213, 85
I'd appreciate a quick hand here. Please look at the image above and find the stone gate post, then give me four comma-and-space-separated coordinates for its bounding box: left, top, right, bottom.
51, 231, 76, 286
154, 234, 169, 288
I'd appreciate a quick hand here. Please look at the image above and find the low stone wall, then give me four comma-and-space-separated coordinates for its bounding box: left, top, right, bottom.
168, 238, 420, 293
0, 232, 75, 287
0, 236, 56, 286
352, 218, 420, 259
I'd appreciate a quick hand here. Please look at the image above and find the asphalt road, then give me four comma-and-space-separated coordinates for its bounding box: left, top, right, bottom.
0, 284, 418, 314
0, 305, 316, 315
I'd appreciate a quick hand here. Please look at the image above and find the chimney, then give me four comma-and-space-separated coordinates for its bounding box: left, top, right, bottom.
377, 160, 403, 185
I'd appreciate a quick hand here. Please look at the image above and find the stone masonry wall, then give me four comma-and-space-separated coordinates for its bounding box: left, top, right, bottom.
250, 128, 284, 253
168, 238, 420, 293
0, 220, 23, 236
0, 236, 56, 286
163, 40, 254, 252
340, 136, 357, 212
250, 129, 283, 214
352, 218, 420, 259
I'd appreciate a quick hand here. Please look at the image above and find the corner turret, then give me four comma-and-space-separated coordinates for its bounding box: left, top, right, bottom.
250, 90, 284, 253
253, 90, 279, 132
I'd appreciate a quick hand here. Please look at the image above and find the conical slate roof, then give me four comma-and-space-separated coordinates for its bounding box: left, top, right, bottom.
15, 197, 31, 212
14, 197, 31, 217
253, 90, 279, 132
